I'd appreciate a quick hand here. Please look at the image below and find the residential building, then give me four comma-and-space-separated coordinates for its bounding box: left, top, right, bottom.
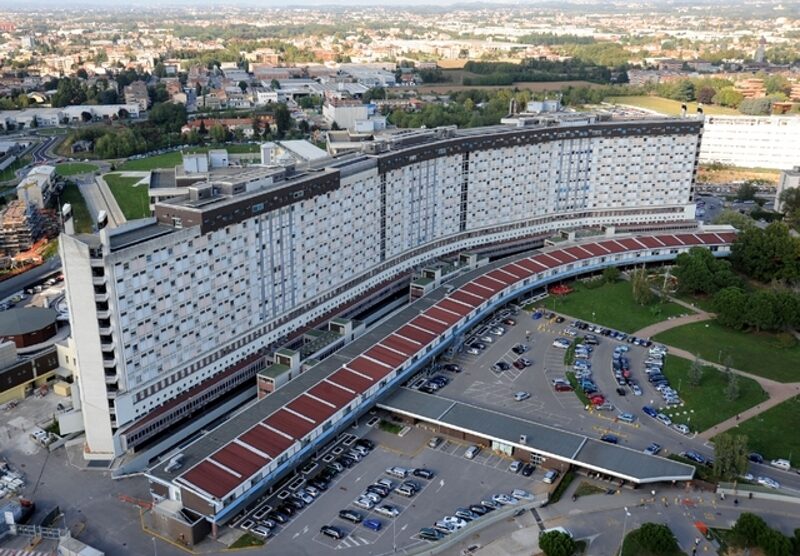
61, 114, 704, 461
775, 166, 800, 211
733, 78, 766, 99
17, 165, 56, 209
0, 200, 46, 256
124, 81, 150, 112
699, 115, 800, 169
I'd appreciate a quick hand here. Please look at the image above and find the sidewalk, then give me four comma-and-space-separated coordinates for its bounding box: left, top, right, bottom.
633, 312, 713, 339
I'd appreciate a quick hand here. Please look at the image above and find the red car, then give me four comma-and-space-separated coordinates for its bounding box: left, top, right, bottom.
554, 383, 574, 392
589, 394, 605, 405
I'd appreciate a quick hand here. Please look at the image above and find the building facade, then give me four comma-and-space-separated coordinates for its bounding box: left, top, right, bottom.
61, 115, 703, 459
699, 115, 800, 170
775, 166, 800, 211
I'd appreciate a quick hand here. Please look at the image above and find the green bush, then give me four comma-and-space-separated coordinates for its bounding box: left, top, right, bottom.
539, 530, 577, 556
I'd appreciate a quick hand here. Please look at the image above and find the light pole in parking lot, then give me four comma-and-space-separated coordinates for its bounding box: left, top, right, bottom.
152, 537, 158, 556
617, 506, 631, 556
392, 517, 397, 552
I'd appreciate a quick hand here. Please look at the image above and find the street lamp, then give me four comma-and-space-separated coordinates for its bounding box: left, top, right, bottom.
152, 537, 157, 556
618, 506, 632, 556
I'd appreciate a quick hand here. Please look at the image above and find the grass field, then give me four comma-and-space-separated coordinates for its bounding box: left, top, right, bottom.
723, 395, 800, 468
673, 292, 717, 313
118, 152, 183, 171
416, 77, 602, 94
230, 533, 265, 548
61, 181, 93, 233
659, 355, 768, 432
654, 320, 800, 383
117, 144, 261, 171
546, 280, 687, 333
36, 127, 69, 136
104, 173, 150, 220
0, 156, 31, 182
698, 164, 781, 185
55, 162, 98, 176
607, 96, 741, 116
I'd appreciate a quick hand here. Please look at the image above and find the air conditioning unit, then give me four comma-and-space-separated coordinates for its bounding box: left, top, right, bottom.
519, 434, 527, 445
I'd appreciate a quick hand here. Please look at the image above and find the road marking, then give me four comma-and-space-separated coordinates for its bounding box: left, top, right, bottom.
435, 479, 446, 492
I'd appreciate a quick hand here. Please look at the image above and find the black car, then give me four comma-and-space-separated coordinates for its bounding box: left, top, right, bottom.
284, 498, 304, 510
748, 452, 764, 464
443, 363, 461, 373
413, 468, 435, 480
309, 479, 329, 491
338, 509, 363, 523
321, 525, 346, 540
367, 485, 390, 498
268, 511, 289, 524
355, 438, 375, 451
615, 387, 627, 396
337, 456, 355, 468
495, 361, 511, 371
512, 345, 526, 355
319, 469, 336, 482
469, 504, 488, 516
402, 480, 421, 492
555, 316, 565, 323
521, 463, 535, 477
471, 342, 486, 350
429, 375, 449, 386
419, 527, 444, 541
420, 384, 438, 394
278, 503, 296, 516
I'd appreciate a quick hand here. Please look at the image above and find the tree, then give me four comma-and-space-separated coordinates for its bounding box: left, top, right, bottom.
673, 79, 696, 102
725, 369, 741, 402
731, 513, 769, 548
688, 355, 703, 386
209, 123, 227, 144
81, 111, 93, 122
602, 266, 620, 284
631, 268, 653, 306
713, 287, 748, 329
778, 187, 800, 226
735, 181, 758, 202
198, 119, 207, 135
712, 87, 744, 108
270, 78, 281, 90
731, 223, 800, 283
713, 433, 748, 479
76, 68, 88, 80
625, 523, 680, 555
149, 102, 187, 131
539, 530, 576, 556
739, 97, 772, 115
238, 80, 248, 92
745, 291, 776, 332
713, 209, 755, 231
697, 86, 716, 104
274, 103, 292, 137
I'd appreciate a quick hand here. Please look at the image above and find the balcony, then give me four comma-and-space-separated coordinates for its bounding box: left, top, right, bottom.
102, 356, 117, 368
105, 373, 118, 384
92, 275, 105, 287
98, 325, 112, 336
94, 292, 109, 303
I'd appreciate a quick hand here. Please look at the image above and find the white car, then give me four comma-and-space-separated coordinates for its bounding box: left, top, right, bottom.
492, 493, 518, 505
511, 489, 534, 500
673, 424, 690, 435
375, 505, 400, 518
757, 476, 780, 489
631, 384, 643, 396
442, 516, 468, 529
656, 413, 672, 427
479, 336, 494, 343
514, 391, 531, 401
508, 460, 523, 473
552, 339, 571, 349
354, 496, 375, 510
363, 491, 381, 503
467, 347, 481, 355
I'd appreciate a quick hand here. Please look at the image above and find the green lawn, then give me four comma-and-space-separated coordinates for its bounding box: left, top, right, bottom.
659, 355, 767, 433
118, 152, 183, 171
36, 127, 69, 136
117, 144, 260, 171
0, 155, 31, 182
654, 321, 800, 383
104, 173, 150, 220
673, 292, 717, 313
61, 182, 93, 233
607, 95, 741, 116
229, 533, 265, 548
722, 396, 800, 468
548, 280, 687, 333
55, 162, 98, 177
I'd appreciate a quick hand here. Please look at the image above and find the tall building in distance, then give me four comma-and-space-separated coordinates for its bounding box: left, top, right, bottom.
754, 35, 767, 64
61, 113, 703, 460
775, 166, 800, 212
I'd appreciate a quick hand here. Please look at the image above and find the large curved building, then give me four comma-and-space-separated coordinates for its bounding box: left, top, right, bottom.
61, 113, 704, 460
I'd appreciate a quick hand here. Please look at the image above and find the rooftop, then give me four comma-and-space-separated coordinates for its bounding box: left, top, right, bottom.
0, 307, 58, 335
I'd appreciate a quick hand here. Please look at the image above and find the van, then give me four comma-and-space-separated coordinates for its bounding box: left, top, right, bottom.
770, 459, 791, 471
386, 466, 409, 479
464, 445, 480, 459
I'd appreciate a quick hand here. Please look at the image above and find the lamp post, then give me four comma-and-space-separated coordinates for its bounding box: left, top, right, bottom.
618, 506, 631, 556
152, 537, 158, 556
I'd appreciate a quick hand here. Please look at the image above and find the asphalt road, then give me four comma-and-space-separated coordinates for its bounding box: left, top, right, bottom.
0, 256, 61, 302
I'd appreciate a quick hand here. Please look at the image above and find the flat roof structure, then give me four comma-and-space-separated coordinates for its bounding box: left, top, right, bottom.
147, 228, 735, 521
379, 388, 694, 484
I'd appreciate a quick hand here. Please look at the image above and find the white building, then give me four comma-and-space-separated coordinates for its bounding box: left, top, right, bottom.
61, 115, 703, 459
0, 104, 140, 130
17, 165, 56, 209
699, 115, 800, 170
322, 99, 369, 130
775, 166, 800, 211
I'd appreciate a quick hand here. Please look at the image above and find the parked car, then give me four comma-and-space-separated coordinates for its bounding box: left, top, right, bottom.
542, 470, 559, 484
642, 406, 658, 418
363, 518, 382, 532
512, 489, 534, 500
673, 424, 690, 435
514, 391, 531, 401
320, 525, 346, 540
508, 460, 523, 473
770, 459, 792, 471
419, 527, 444, 541
748, 452, 764, 464
428, 437, 443, 449
375, 505, 400, 518
339, 509, 363, 523
655, 413, 672, 427
757, 476, 780, 489
491, 493, 517, 505
386, 466, 409, 479
413, 468, 435, 479
464, 445, 481, 459
354, 497, 375, 510
600, 434, 619, 444
522, 463, 535, 477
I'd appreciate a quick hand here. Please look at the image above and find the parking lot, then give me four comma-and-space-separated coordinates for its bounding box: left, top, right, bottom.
422, 306, 704, 458
258, 425, 546, 556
